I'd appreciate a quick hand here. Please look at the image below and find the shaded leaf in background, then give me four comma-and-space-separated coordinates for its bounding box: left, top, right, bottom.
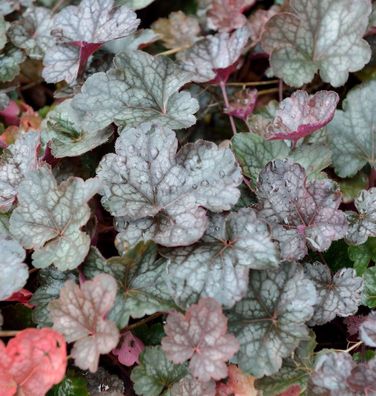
43, 0, 139, 84
0, 131, 40, 212
327, 81, 376, 177
225, 89, 257, 122
177, 26, 250, 83
43, 99, 113, 158
359, 312, 376, 347
346, 188, 376, 245
171, 374, 215, 396
264, 90, 339, 144
261, 0, 371, 87
363, 266, 376, 308
98, 123, 242, 247
73, 50, 199, 130
347, 358, 376, 394
85, 367, 125, 396
162, 297, 239, 382
216, 364, 257, 396
0, 236, 28, 300
130, 346, 187, 396
228, 262, 316, 377
0, 328, 67, 396
303, 262, 363, 326
165, 208, 279, 308
48, 369, 89, 396
48, 274, 120, 372
120, 0, 155, 9
257, 159, 347, 260
112, 331, 144, 366
9, 166, 100, 270
247, 6, 280, 44
0, 47, 25, 82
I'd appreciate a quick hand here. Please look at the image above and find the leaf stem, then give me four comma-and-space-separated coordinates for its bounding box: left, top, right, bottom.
122, 312, 164, 333
226, 80, 280, 87
219, 80, 237, 135
0, 330, 20, 337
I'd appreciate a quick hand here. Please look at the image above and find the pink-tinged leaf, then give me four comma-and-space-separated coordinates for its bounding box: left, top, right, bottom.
5, 288, 33, 308
225, 89, 257, 121
0, 328, 67, 396
343, 315, 367, 336
216, 365, 257, 396
113, 331, 144, 366
0, 100, 20, 126
248, 6, 280, 44
257, 159, 347, 261
207, 0, 255, 32
347, 358, 376, 394
161, 297, 239, 382
48, 273, 120, 372
277, 384, 301, 396
265, 90, 339, 143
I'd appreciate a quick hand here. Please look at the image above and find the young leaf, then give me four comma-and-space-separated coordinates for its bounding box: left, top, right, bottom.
346, 188, 376, 245
152, 11, 201, 50
171, 374, 216, 396
359, 312, 376, 347
9, 166, 100, 270
43, 99, 113, 158
327, 81, 376, 177
310, 351, 355, 395
0, 328, 67, 396
255, 335, 316, 395
8, 6, 54, 60
122, 0, 155, 9
225, 89, 257, 122
48, 370, 89, 396
177, 26, 250, 83
83, 242, 176, 328
162, 297, 239, 382
165, 208, 279, 308
113, 331, 144, 366
363, 266, 376, 308
0, 236, 28, 300
217, 364, 257, 396
261, 0, 372, 87
48, 273, 120, 372
303, 262, 363, 326
0, 48, 25, 82
227, 262, 316, 377
72, 50, 199, 130
265, 90, 339, 143
347, 358, 376, 394
0, 131, 40, 212
130, 346, 187, 396
43, 0, 139, 84
257, 159, 347, 260
97, 123, 242, 247
206, 0, 255, 32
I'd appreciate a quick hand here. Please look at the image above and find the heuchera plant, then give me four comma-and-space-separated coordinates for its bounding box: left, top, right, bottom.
0, 0, 376, 395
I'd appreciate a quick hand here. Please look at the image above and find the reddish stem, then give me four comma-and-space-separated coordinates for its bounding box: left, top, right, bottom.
219, 81, 237, 136
369, 167, 376, 188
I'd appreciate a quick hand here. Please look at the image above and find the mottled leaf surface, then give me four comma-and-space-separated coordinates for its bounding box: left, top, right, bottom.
73, 50, 198, 130
359, 312, 376, 347
257, 159, 347, 260
228, 262, 316, 377
171, 374, 215, 396
97, 123, 242, 247
327, 81, 376, 177
177, 27, 250, 82
261, 0, 371, 87
0, 236, 28, 300
304, 262, 363, 326
363, 266, 376, 308
49, 274, 120, 372
162, 297, 239, 382
131, 346, 187, 396
0, 131, 40, 212
10, 166, 100, 270
165, 209, 279, 308
0, 48, 24, 82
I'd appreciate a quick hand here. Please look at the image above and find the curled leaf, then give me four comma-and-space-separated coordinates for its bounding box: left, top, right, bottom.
162, 297, 239, 382
112, 331, 144, 366
359, 312, 376, 347
48, 273, 120, 372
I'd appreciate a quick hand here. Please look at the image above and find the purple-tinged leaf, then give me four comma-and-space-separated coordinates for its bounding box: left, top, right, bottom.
257, 159, 347, 260
177, 26, 250, 83
247, 6, 280, 44
360, 312, 376, 347
113, 331, 144, 367
97, 123, 242, 247
225, 89, 257, 122
48, 273, 120, 372
161, 297, 239, 382
304, 262, 363, 326
347, 358, 376, 394
261, 0, 371, 87
265, 90, 339, 143
346, 188, 376, 245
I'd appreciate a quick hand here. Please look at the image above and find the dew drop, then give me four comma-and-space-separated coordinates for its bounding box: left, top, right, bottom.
192, 184, 198, 190
150, 148, 159, 160
128, 144, 136, 153
219, 170, 225, 177
215, 226, 220, 231
201, 180, 209, 187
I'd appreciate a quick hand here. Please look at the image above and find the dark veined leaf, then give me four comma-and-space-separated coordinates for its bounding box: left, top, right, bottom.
360, 312, 376, 347
162, 297, 239, 382
171, 374, 215, 396
362, 266, 376, 308
47, 370, 89, 396
227, 262, 316, 377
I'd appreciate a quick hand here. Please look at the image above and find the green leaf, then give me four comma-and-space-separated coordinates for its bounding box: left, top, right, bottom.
227, 262, 317, 377
47, 371, 89, 396
119, 0, 155, 9
0, 47, 24, 82
255, 334, 316, 395
261, 0, 371, 87
72, 50, 199, 130
327, 81, 376, 177
348, 238, 376, 275
363, 266, 376, 308
338, 171, 369, 204
83, 242, 176, 328
131, 346, 187, 396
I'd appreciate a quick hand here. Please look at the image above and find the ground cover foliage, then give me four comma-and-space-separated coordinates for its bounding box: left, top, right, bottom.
0, 0, 376, 394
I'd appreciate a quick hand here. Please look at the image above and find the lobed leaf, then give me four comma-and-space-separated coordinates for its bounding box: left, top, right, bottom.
359, 312, 376, 347
171, 374, 215, 396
